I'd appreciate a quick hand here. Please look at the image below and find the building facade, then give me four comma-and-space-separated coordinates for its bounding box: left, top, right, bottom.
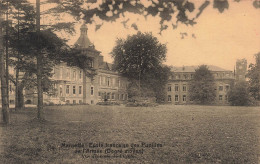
25, 23, 128, 105
166, 65, 238, 105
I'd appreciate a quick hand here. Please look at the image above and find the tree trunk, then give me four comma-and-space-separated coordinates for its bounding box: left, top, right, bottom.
36, 0, 43, 119
0, 13, 10, 124
15, 7, 20, 111
16, 82, 24, 110
5, 3, 9, 108
17, 84, 24, 109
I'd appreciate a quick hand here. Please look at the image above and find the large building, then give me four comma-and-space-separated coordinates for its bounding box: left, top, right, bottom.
26, 23, 128, 105
166, 63, 246, 105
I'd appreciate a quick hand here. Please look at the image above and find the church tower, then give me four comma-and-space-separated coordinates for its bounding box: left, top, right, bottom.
235, 59, 247, 81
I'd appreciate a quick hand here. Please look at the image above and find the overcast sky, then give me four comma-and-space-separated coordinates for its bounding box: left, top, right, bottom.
39, 0, 260, 70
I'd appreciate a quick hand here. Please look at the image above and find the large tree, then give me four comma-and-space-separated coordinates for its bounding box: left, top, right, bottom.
247, 52, 260, 101
189, 65, 216, 104
111, 32, 169, 101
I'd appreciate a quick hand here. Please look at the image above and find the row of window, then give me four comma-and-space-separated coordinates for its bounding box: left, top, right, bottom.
169, 74, 194, 80
59, 85, 94, 96
168, 84, 187, 92
219, 95, 228, 101
98, 92, 127, 100
168, 95, 186, 102
169, 72, 233, 80
54, 67, 82, 81
218, 85, 230, 91
99, 76, 127, 88
168, 94, 228, 102
168, 84, 230, 92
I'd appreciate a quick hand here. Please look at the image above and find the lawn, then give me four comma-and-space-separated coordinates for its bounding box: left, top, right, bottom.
0, 105, 260, 164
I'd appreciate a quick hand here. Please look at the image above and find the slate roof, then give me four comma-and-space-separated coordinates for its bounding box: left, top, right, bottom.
74, 24, 93, 49
99, 62, 113, 71
170, 65, 231, 73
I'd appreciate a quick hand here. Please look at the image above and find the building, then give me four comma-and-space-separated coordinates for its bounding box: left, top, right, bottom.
166, 65, 237, 105
26, 23, 128, 105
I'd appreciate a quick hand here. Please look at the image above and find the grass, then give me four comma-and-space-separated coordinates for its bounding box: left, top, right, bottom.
0, 105, 260, 164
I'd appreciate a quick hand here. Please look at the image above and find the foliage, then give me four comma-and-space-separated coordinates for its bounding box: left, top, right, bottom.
112, 32, 169, 102
47, 0, 259, 33
247, 52, 260, 101
112, 32, 167, 79
228, 81, 252, 106
189, 65, 216, 104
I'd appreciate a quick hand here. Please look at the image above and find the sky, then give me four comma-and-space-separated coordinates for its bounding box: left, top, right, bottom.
39, 0, 260, 70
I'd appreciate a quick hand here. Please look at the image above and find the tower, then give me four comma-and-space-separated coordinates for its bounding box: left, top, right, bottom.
235, 59, 247, 81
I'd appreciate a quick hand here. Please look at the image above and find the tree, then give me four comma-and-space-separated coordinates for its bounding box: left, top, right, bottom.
189, 65, 216, 104
247, 52, 260, 101
228, 81, 251, 106
0, 12, 10, 124
47, 0, 259, 33
111, 32, 168, 101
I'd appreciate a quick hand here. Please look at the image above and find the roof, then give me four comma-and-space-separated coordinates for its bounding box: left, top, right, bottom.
170, 65, 231, 73
99, 62, 113, 71
74, 23, 93, 49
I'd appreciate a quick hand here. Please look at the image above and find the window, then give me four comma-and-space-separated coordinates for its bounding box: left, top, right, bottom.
66, 100, 70, 104
121, 94, 124, 100
107, 93, 110, 99
219, 95, 223, 101
175, 95, 179, 102
102, 76, 106, 85
112, 78, 116, 86
66, 68, 70, 79
183, 95, 186, 102
125, 94, 128, 100
184, 75, 188, 80
91, 87, 94, 95
73, 86, 76, 94
73, 70, 76, 80
175, 84, 179, 92
225, 85, 230, 91
79, 71, 82, 79
90, 59, 94, 68
168, 85, 171, 92
79, 86, 82, 94
225, 95, 228, 101
98, 92, 101, 97
183, 85, 187, 92
73, 100, 76, 104
168, 95, 172, 102
190, 74, 194, 79
66, 85, 70, 94
60, 67, 63, 79
112, 93, 115, 100
219, 86, 223, 91
99, 76, 102, 85
60, 85, 63, 96
79, 100, 82, 104
107, 77, 110, 86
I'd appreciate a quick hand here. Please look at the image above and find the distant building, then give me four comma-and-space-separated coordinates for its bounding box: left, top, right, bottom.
166, 65, 236, 105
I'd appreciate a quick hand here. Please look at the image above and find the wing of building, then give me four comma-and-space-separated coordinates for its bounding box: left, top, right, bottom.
166, 63, 247, 105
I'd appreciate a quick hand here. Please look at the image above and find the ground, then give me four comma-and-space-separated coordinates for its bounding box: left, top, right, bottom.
0, 105, 260, 164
